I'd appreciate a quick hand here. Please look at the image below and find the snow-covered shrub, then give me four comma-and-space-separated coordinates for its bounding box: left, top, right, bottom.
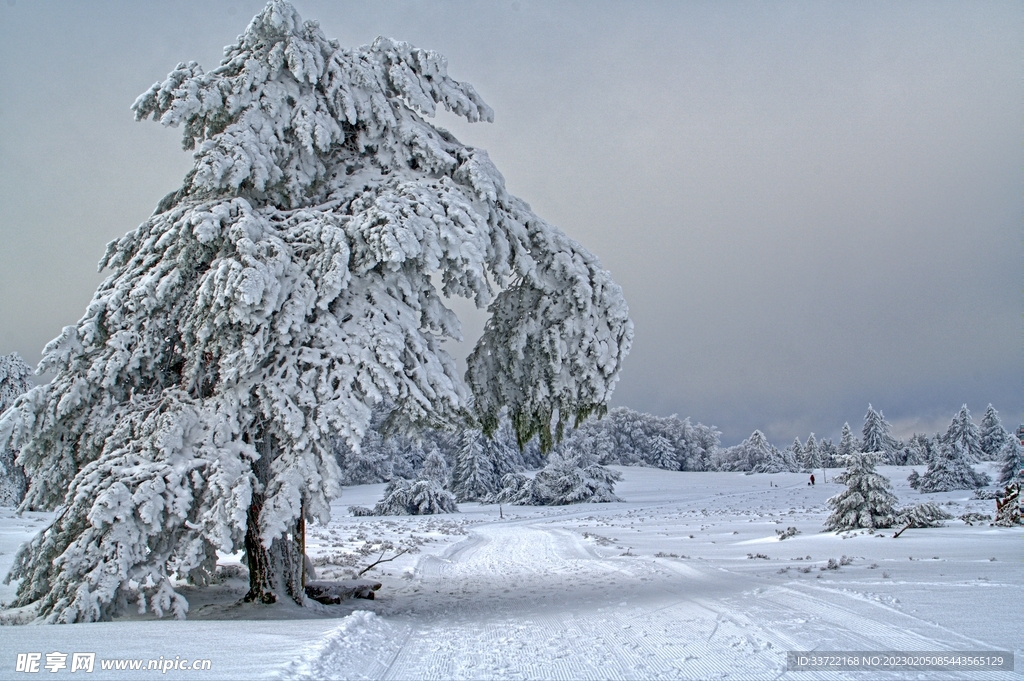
895, 502, 954, 529
528, 447, 622, 505
824, 452, 898, 531
483, 472, 535, 505
0, 0, 631, 622
0, 353, 32, 507
493, 444, 621, 506
915, 442, 991, 493
355, 478, 458, 516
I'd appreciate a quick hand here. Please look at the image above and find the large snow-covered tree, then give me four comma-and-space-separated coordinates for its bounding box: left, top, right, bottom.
0, 1, 631, 623
0, 353, 34, 507
824, 452, 898, 531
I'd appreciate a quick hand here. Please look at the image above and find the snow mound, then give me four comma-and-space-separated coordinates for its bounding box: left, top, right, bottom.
280, 610, 400, 680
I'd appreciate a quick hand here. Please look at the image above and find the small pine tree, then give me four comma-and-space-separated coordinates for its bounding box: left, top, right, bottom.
942, 405, 984, 463
0, 353, 33, 507
747, 430, 790, 473
818, 438, 838, 468
362, 478, 457, 515
916, 441, 991, 493
837, 422, 856, 463
450, 430, 496, 502
801, 433, 821, 472
529, 445, 621, 505
419, 447, 449, 484
861, 405, 898, 464
824, 452, 898, 530
979, 405, 1009, 462
789, 437, 803, 464
648, 434, 679, 471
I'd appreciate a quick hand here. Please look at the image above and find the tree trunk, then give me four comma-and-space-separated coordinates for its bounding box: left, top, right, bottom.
244, 431, 306, 605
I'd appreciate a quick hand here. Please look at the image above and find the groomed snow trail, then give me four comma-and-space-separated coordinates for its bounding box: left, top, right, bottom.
288, 503, 1016, 680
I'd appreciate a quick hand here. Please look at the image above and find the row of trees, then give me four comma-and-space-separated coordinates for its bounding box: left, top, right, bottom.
330, 403, 1021, 490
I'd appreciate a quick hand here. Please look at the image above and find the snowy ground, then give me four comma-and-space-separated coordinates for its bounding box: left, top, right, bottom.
1, 465, 1020, 679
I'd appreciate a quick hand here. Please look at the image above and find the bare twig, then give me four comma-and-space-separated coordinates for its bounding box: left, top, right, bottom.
356, 547, 411, 577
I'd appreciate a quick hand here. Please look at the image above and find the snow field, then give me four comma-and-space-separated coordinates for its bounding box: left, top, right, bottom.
1, 465, 1020, 679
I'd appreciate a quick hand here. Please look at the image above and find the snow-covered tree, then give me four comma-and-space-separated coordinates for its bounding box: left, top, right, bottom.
941, 405, 984, 463
906, 433, 937, 466
861, 405, 898, 464
419, 447, 449, 484
746, 430, 791, 473
894, 502, 953, 531
789, 437, 803, 464
450, 430, 497, 502
527, 444, 621, 505
837, 422, 856, 463
0, 1, 631, 623
914, 441, 990, 493
979, 404, 1009, 462
818, 438, 838, 468
357, 477, 457, 516
648, 433, 679, 471
801, 433, 821, 472
0, 353, 33, 507
824, 452, 898, 531
997, 438, 1023, 486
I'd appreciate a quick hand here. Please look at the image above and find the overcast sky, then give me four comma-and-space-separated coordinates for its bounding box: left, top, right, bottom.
0, 1, 1019, 445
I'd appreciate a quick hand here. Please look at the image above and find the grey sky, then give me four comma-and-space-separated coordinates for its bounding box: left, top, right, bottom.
0, 1, 1019, 445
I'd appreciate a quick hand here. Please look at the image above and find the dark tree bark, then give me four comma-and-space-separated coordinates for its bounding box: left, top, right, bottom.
244, 431, 306, 605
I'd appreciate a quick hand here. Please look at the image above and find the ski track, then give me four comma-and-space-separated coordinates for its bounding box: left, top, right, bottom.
285, 503, 1020, 680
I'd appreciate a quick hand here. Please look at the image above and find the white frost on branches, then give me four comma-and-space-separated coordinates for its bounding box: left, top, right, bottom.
0, 1, 630, 623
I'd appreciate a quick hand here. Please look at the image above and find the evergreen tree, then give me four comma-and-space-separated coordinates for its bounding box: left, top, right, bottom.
941, 405, 984, 463
996, 438, 1023, 486
818, 438, 838, 468
801, 433, 821, 472
837, 422, 856, 463
861, 405, 898, 464
0, 1, 631, 622
745, 430, 790, 473
648, 433, 679, 471
0, 353, 33, 507
789, 437, 803, 465
916, 441, 991, 493
450, 430, 496, 502
979, 404, 1009, 462
906, 433, 937, 465
419, 447, 449, 484
824, 453, 898, 530
362, 477, 457, 515
528, 444, 621, 505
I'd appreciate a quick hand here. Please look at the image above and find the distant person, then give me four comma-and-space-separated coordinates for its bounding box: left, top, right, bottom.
809, 474, 815, 486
